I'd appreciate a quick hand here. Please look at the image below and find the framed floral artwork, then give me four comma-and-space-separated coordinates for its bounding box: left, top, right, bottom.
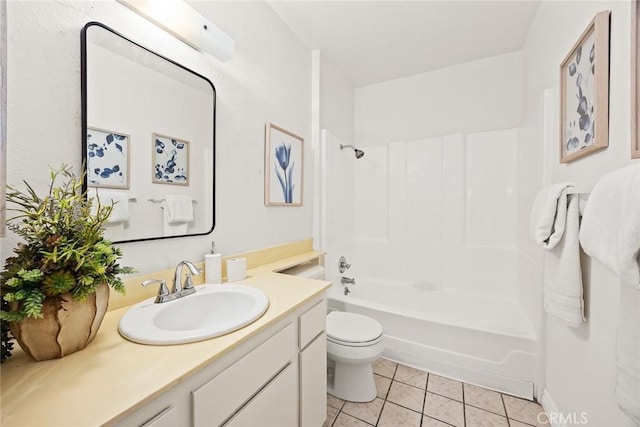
86, 127, 130, 189
265, 123, 303, 206
152, 133, 190, 186
559, 10, 610, 163
632, 0, 639, 158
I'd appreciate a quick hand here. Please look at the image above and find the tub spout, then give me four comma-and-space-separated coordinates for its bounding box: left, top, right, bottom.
341, 276, 355, 285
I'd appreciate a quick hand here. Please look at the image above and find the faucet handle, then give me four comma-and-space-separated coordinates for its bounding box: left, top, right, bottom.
142, 279, 170, 303
183, 265, 202, 290
338, 256, 351, 273
183, 274, 195, 290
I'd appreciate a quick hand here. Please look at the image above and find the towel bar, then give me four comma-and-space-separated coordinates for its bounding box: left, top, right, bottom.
146, 196, 197, 204
567, 190, 589, 216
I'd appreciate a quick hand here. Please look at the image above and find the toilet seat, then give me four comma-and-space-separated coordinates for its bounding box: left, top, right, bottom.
327, 311, 383, 347
328, 334, 383, 347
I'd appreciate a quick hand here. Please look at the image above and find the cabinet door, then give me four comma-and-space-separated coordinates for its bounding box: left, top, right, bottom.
193, 323, 295, 426
225, 363, 297, 427
141, 406, 179, 427
299, 300, 326, 349
300, 332, 327, 427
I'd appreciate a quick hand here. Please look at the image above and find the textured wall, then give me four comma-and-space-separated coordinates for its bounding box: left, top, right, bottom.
2, 1, 312, 275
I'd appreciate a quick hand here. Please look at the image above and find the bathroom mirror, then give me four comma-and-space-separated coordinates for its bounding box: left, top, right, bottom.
81, 22, 215, 243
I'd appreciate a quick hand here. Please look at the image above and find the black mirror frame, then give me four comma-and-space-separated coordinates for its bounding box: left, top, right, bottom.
81, 21, 216, 244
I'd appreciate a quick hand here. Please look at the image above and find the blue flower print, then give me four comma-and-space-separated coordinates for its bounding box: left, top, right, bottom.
274, 143, 295, 203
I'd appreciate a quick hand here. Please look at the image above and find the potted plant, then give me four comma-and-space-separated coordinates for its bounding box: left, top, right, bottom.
0, 165, 134, 362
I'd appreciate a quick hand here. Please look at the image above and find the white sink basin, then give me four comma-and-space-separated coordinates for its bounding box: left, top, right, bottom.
118, 284, 269, 345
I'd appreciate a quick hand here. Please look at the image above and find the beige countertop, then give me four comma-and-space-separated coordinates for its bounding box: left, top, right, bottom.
0, 253, 330, 427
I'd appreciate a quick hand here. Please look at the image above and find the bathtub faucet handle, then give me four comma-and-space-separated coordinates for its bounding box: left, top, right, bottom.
341, 276, 355, 285
338, 256, 351, 273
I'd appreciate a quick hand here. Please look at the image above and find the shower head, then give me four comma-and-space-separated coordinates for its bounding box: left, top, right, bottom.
340, 144, 365, 159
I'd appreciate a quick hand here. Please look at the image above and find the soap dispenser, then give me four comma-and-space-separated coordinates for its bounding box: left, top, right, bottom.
205, 242, 222, 284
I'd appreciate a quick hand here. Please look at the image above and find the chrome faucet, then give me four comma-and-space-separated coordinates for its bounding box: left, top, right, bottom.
173, 260, 201, 295
341, 276, 355, 285
142, 260, 202, 304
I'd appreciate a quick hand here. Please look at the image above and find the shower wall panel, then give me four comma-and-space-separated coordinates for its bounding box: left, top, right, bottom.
353, 128, 520, 300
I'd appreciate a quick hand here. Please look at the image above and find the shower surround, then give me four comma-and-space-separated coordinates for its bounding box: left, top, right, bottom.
318, 128, 539, 398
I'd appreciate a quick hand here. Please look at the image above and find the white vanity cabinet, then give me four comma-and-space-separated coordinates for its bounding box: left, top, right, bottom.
193, 323, 297, 426
299, 300, 328, 427
116, 296, 327, 427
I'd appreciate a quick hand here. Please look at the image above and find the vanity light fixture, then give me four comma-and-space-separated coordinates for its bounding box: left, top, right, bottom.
116, 0, 235, 62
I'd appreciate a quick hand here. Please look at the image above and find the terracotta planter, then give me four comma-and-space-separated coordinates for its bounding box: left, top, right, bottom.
10, 283, 110, 361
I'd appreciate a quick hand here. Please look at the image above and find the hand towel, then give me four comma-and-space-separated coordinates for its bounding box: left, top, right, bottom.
531, 183, 584, 326
542, 194, 585, 326
530, 182, 575, 248
163, 195, 194, 223
162, 195, 193, 237
579, 164, 640, 423
90, 189, 130, 224
579, 164, 640, 288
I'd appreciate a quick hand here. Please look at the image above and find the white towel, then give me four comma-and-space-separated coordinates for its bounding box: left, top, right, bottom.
531, 183, 584, 326
90, 189, 130, 224
530, 182, 575, 248
162, 195, 193, 237
545, 195, 585, 326
579, 164, 640, 423
579, 164, 640, 288
163, 195, 193, 223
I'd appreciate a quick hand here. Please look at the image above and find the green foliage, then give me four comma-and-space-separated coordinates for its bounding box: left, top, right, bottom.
0, 165, 135, 361
1, 299, 14, 363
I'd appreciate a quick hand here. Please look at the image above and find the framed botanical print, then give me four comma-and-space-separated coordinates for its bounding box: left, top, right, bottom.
264, 123, 303, 206
559, 10, 610, 163
152, 133, 190, 186
86, 127, 130, 189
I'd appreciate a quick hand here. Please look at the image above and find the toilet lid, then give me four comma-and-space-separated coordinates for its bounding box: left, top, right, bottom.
326, 311, 383, 343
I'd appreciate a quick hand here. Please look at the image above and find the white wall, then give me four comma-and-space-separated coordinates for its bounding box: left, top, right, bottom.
516, 88, 548, 400
354, 51, 523, 146
1, 0, 312, 275
319, 130, 354, 286
522, 1, 637, 425
320, 54, 354, 144
314, 52, 356, 283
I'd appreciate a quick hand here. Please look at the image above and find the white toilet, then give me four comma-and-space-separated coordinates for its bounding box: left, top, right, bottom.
281, 263, 385, 402
326, 311, 385, 402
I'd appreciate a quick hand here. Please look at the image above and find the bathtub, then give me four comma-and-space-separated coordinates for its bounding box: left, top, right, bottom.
327, 278, 537, 399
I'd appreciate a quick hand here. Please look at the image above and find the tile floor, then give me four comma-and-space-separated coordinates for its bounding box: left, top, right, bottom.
324, 358, 549, 427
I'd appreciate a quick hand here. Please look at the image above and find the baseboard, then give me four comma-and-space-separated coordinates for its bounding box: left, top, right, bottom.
541, 388, 565, 427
